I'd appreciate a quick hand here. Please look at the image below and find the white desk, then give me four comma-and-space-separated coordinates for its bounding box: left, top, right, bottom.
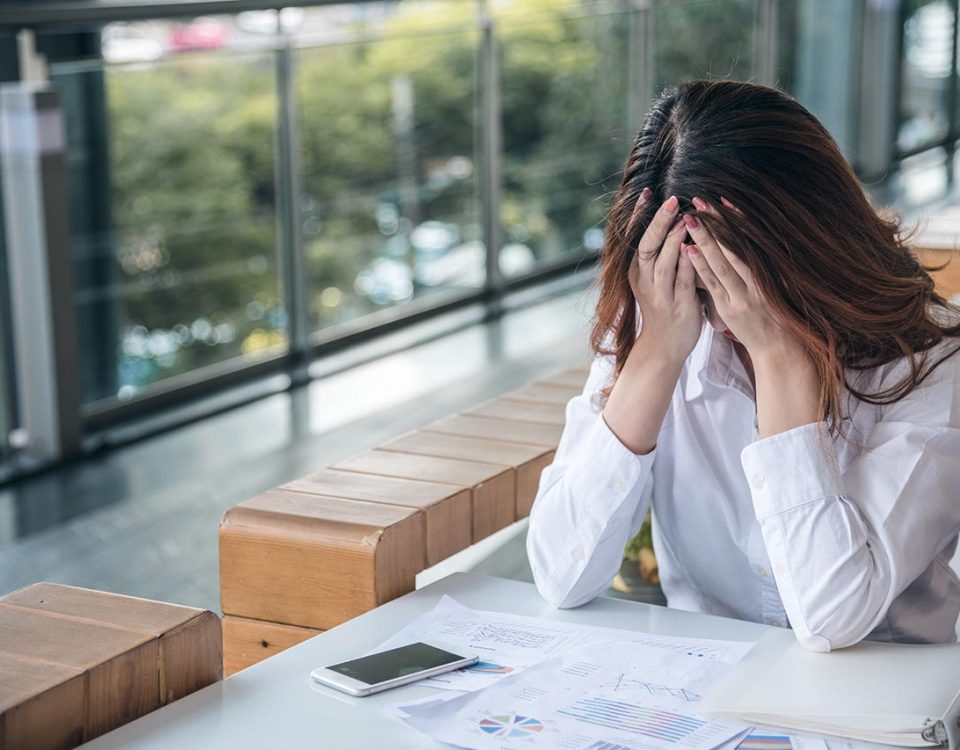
82, 573, 773, 749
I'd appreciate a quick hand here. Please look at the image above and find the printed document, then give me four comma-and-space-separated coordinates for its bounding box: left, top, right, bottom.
403, 638, 753, 750
370, 596, 753, 692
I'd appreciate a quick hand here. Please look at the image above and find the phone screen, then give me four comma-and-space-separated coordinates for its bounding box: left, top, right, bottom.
326, 642, 465, 685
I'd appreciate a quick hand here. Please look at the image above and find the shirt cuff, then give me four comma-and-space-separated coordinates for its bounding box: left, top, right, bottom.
740, 421, 844, 520
566, 412, 656, 524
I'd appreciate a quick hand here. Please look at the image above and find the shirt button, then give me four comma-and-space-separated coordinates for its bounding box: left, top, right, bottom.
757, 567, 768, 578
612, 479, 626, 492
752, 475, 766, 491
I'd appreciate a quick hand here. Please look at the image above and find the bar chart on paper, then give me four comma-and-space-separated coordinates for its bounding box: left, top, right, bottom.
405, 641, 753, 750
558, 699, 708, 742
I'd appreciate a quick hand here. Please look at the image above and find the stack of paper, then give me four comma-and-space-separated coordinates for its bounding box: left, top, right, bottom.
364, 597, 864, 750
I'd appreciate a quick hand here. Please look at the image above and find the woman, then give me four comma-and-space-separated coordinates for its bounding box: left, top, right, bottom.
526, 80, 960, 652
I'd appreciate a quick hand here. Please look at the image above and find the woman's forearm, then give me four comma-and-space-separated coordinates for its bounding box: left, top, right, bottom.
602, 335, 686, 455
752, 343, 820, 438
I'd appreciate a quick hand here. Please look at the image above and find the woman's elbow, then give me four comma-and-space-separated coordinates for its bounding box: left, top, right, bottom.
791, 595, 888, 652
533, 573, 598, 609
527, 536, 599, 608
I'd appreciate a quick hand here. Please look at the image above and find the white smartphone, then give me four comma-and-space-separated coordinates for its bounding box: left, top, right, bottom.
310, 641, 479, 697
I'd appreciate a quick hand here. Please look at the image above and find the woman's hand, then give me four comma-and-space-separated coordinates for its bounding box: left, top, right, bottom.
680, 197, 797, 358
682, 196, 821, 437
629, 192, 703, 365
603, 192, 703, 455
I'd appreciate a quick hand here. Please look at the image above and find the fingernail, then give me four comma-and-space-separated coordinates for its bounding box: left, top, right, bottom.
641, 187, 652, 200
664, 195, 678, 212
687, 244, 700, 257
684, 214, 700, 230
692, 196, 709, 212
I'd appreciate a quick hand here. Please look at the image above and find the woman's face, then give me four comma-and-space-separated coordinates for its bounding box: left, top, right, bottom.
694, 272, 740, 343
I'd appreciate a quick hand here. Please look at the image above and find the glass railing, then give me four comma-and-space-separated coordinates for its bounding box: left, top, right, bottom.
496, 4, 631, 277
31, 0, 851, 424
296, 22, 482, 331
52, 50, 286, 406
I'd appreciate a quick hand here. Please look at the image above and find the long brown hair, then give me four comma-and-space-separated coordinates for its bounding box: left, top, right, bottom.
593, 80, 960, 433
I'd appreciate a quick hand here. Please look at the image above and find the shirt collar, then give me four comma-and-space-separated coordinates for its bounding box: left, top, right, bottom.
684, 324, 755, 402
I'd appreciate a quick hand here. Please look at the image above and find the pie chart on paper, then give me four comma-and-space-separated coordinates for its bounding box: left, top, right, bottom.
478, 713, 545, 738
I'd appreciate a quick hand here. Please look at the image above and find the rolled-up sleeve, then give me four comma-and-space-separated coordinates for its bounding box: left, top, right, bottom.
741, 353, 960, 652
527, 354, 656, 609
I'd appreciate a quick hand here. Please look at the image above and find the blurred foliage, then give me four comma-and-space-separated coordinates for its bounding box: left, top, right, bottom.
90, 0, 755, 398
624, 511, 654, 560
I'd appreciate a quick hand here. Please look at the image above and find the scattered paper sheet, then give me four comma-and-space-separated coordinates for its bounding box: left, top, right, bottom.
371, 596, 754, 693
403, 638, 754, 750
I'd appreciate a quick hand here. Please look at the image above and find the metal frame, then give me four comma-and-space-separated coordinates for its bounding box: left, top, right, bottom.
0, 84, 83, 460
274, 27, 310, 383
625, 0, 655, 134
0, 1, 360, 28
755, 0, 779, 87
477, 0, 503, 316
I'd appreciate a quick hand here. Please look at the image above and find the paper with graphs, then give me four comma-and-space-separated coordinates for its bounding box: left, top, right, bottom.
403, 637, 754, 750
369, 595, 754, 693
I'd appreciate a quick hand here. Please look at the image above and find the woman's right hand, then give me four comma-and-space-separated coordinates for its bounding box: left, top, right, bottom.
602, 192, 703, 454
628, 192, 703, 365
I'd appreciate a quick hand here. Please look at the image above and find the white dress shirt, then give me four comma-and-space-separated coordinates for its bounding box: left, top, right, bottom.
527, 323, 960, 651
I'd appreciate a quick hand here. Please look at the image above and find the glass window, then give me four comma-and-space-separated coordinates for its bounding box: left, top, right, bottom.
57, 23, 285, 406
296, 5, 481, 333
898, 0, 955, 153
654, 0, 757, 91
496, 1, 631, 277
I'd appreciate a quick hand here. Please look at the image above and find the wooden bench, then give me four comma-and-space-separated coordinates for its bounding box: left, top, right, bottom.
219, 365, 589, 674
912, 218, 960, 299
0, 583, 221, 750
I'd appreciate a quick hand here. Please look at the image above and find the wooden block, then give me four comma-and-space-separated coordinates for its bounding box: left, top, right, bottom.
0, 583, 221, 750
509, 382, 581, 405
0, 655, 83, 750
283, 469, 471, 566
333, 450, 515, 542
466, 397, 566, 426
379, 431, 554, 520
220, 489, 425, 630
916, 246, 960, 298
2, 583, 222, 705
424, 414, 564, 448
0, 604, 158, 742
222, 615, 320, 676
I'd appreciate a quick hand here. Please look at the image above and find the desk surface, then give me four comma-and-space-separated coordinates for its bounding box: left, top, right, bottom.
83, 573, 773, 749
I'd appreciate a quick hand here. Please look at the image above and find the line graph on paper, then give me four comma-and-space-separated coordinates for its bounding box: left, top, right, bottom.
628, 637, 733, 661
600, 673, 701, 703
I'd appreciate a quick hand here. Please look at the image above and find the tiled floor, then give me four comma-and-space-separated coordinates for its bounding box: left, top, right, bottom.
0, 285, 596, 611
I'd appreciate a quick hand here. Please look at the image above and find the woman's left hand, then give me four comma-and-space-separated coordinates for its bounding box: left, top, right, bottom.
681, 197, 799, 358
683, 197, 822, 437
